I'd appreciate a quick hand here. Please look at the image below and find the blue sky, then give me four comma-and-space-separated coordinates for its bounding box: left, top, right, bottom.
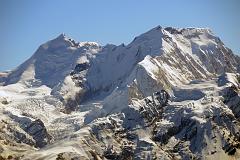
0, 0, 239, 71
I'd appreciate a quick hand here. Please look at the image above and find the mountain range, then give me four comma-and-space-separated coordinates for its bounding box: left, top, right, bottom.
0, 26, 240, 160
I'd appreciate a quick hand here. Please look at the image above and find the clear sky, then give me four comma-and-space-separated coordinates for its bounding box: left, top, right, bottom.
0, 0, 239, 71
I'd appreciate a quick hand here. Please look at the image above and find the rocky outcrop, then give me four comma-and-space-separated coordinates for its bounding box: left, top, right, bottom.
152, 117, 196, 144
222, 85, 240, 118
0, 97, 8, 105
24, 119, 51, 148
139, 90, 169, 124
70, 63, 90, 88
56, 152, 90, 160
5, 115, 51, 148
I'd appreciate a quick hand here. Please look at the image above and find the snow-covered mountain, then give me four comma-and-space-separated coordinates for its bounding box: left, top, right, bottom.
0, 26, 240, 160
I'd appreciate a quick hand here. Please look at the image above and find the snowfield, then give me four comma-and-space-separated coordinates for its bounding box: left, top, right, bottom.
0, 26, 240, 160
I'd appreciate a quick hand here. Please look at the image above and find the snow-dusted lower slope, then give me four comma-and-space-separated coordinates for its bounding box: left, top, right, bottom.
1, 73, 240, 160
0, 26, 240, 159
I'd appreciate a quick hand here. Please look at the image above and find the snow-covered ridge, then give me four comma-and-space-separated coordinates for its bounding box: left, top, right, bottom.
1, 25, 239, 111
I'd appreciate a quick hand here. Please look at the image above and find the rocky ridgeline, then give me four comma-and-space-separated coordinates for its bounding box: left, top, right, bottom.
86, 79, 240, 160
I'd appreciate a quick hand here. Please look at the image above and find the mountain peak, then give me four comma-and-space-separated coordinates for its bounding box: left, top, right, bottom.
42, 33, 78, 50
154, 25, 162, 30
54, 33, 71, 42
57, 33, 66, 38
146, 25, 163, 33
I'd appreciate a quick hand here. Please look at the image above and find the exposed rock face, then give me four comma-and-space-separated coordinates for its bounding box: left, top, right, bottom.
24, 119, 51, 148
0, 118, 35, 159
0, 97, 8, 105
221, 86, 240, 118
56, 152, 91, 160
